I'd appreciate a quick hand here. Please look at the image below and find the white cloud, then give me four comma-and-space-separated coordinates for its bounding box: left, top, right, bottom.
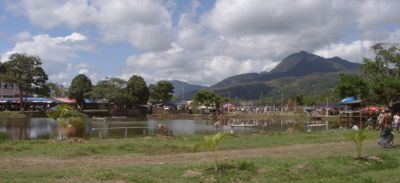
1, 32, 90, 82
13, 31, 32, 42
314, 29, 400, 63
6, 0, 400, 86
314, 40, 373, 63
75, 63, 90, 69
12, 0, 173, 51
78, 69, 89, 75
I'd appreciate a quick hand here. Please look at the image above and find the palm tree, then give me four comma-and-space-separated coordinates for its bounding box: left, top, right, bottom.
193, 132, 232, 171
47, 104, 85, 140
351, 126, 367, 159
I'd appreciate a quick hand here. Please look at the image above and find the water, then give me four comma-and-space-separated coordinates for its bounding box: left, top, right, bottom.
0, 117, 334, 140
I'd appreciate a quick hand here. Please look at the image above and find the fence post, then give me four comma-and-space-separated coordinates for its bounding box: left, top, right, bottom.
124, 128, 128, 138
98, 129, 103, 139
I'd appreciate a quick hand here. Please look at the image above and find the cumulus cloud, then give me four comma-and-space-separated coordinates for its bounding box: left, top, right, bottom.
1, 32, 91, 82
314, 40, 373, 63
315, 29, 400, 63
11, 0, 173, 51
5, 0, 400, 86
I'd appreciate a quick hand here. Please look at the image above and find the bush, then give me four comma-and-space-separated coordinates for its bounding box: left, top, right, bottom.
238, 161, 257, 172
0, 132, 7, 143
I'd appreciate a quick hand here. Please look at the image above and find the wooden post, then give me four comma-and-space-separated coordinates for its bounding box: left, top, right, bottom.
325, 121, 329, 130
98, 130, 103, 139
124, 128, 128, 138
142, 129, 147, 136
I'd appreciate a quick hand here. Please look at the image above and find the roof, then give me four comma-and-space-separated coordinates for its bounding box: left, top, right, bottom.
339, 97, 362, 105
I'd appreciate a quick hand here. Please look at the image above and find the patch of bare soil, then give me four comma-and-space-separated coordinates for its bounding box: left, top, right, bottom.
0, 140, 380, 171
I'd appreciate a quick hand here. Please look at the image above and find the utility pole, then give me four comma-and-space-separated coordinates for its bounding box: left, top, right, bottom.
182, 87, 185, 101
280, 91, 283, 112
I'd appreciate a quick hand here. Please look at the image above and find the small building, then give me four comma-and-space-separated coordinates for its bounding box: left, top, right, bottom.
0, 82, 20, 98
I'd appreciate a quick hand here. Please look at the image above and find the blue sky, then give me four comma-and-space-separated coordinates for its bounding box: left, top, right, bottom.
1, 0, 400, 86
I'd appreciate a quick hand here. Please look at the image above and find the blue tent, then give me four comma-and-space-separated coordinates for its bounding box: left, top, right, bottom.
26, 97, 63, 104
339, 97, 362, 105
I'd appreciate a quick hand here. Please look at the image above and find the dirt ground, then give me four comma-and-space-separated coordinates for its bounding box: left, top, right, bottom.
0, 140, 383, 171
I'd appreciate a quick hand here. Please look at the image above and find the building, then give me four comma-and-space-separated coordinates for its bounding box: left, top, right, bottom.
0, 82, 19, 98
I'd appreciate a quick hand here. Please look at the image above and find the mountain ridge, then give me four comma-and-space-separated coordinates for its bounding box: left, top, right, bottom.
211, 51, 360, 90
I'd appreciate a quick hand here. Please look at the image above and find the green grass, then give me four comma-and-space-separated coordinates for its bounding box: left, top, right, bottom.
1, 149, 399, 183
0, 129, 398, 182
0, 129, 377, 157
0, 111, 27, 118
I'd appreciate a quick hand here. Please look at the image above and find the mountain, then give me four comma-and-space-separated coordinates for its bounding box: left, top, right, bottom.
169, 80, 206, 100
209, 51, 361, 100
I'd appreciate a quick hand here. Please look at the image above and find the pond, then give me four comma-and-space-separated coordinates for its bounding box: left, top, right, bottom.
0, 116, 336, 140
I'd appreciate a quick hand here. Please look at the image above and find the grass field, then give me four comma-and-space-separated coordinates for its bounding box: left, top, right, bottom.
1, 129, 399, 182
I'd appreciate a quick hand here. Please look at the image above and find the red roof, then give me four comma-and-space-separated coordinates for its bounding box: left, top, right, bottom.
55, 98, 77, 104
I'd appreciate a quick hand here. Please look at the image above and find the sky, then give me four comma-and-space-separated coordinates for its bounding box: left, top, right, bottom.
1, 0, 400, 86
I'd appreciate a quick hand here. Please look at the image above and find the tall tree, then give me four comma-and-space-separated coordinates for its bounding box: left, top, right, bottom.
68, 74, 92, 109
149, 81, 174, 104
334, 74, 368, 100
361, 43, 400, 106
1, 53, 49, 111
127, 75, 149, 105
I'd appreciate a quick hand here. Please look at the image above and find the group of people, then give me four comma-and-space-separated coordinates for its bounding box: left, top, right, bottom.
377, 109, 399, 148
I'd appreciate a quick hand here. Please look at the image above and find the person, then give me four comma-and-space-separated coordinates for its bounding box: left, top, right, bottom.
393, 112, 400, 132
380, 109, 393, 148
377, 110, 385, 144
367, 117, 374, 130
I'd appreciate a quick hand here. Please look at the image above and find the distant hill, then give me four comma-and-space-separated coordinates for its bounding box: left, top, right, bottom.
169, 80, 206, 100
208, 51, 361, 100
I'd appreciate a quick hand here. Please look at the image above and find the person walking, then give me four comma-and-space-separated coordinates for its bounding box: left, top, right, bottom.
393, 112, 400, 132
377, 110, 385, 144
380, 109, 393, 148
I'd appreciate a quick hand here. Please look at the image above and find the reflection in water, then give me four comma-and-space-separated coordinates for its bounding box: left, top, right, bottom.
0, 117, 333, 140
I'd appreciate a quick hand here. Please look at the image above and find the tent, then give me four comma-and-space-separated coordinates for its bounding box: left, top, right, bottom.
54, 98, 77, 104
223, 103, 234, 108
339, 97, 362, 105
0, 98, 18, 103
26, 97, 62, 104
361, 106, 384, 112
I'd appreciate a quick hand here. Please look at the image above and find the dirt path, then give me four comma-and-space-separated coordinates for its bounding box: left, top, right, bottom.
0, 140, 381, 171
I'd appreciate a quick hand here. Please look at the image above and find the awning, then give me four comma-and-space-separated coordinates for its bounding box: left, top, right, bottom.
339, 97, 362, 105
26, 97, 61, 104
223, 103, 234, 108
361, 106, 384, 112
54, 98, 77, 104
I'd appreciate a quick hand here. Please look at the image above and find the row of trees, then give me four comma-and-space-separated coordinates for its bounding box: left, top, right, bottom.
68, 74, 175, 109
335, 43, 400, 107
0, 53, 175, 111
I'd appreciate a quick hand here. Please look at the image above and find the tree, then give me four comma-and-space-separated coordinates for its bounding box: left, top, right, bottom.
193, 132, 232, 172
334, 74, 368, 100
361, 43, 400, 106
89, 77, 132, 107
350, 127, 367, 159
68, 74, 92, 109
193, 89, 219, 107
127, 75, 149, 105
47, 82, 67, 98
1, 53, 49, 111
149, 81, 174, 104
